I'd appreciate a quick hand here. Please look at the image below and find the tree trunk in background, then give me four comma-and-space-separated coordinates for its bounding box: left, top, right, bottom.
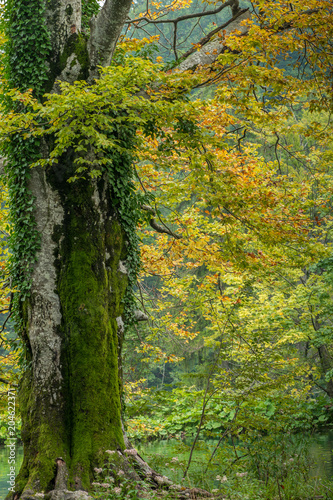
318, 345, 333, 399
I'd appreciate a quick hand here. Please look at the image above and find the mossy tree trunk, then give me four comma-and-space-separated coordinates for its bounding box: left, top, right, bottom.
16, 166, 129, 495
6, 0, 242, 498
6, 0, 136, 497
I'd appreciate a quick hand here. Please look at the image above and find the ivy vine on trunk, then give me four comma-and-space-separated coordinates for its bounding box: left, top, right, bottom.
3, 0, 141, 497
1, 0, 246, 498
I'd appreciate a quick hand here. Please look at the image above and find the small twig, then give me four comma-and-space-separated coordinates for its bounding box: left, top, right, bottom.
237, 128, 247, 152
204, 428, 232, 473
141, 205, 182, 239
274, 132, 282, 174
173, 22, 178, 60
0, 310, 13, 336
0, 377, 18, 387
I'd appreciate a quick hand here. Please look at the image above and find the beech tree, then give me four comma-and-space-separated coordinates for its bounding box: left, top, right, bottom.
1, 0, 249, 498
2, 0, 332, 499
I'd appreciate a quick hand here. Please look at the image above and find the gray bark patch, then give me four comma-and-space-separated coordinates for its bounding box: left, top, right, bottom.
28, 168, 64, 392
45, 0, 82, 56
118, 261, 127, 275
178, 11, 250, 72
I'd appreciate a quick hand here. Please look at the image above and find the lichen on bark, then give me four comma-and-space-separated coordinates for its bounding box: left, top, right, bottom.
4, 0, 143, 498
13, 159, 131, 496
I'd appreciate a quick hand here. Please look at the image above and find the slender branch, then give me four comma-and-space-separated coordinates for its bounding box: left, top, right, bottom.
0, 311, 13, 337
173, 22, 178, 60
274, 132, 282, 174
183, 303, 233, 478
313, 380, 331, 396
126, 0, 235, 25
237, 128, 247, 152
141, 205, 182, 239
149, 219, 182, 239
180, 8, 248, 60
0, 377, 18, 387
204, 427, 235, 473
183, 386, 219, 478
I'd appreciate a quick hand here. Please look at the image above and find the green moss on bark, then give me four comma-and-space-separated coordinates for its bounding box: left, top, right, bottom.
15, 370, 70, 494
5, 1, 136, 497
57, 178, 127, 489
59, 33, 90, 80
46, 33, 90, 92
12, 171, 130, 495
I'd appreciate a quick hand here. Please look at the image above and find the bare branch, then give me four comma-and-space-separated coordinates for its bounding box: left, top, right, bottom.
180, 8, 248, 60
177, 10, 250, 72
127, 0, 235, 25
149, 219, 182, 239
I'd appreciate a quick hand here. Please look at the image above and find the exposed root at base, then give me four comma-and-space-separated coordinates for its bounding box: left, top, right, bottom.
15, 449, 213, 500
20, 486, 213, 500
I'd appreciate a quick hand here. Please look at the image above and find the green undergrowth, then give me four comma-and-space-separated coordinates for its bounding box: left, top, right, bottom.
91, 450, 158, 500
87, 435, 333, 500
138, 435, 333, 500
123, 386, 333, 498
125, 386, 333, 442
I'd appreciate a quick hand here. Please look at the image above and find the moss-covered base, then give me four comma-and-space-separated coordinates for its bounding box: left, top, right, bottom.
10, 447, 180, 500
10, 447, 178, 500
9, 170, 131, 498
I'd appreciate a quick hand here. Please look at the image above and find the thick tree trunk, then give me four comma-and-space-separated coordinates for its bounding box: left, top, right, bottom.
6, 0, 243, 497
6, 0, 135, 497
15, 164, 128, 495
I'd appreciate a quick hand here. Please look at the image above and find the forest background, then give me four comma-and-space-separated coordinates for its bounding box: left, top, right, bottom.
0, 0, 333, 499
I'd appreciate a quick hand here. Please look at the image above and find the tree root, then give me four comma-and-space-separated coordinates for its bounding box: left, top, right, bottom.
16, 448, 213, 500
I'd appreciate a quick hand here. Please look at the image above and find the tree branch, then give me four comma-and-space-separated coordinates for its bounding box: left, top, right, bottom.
141, 205, 182, 239
176, 5, 323, 75
88, 0, 134, 74
180, 8, 248, 61
134, 310, 149, 321
126, 0, 235, 25
177, 9, 250, 72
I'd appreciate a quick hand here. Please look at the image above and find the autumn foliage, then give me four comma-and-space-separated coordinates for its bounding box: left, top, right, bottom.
0, 0, 333, 474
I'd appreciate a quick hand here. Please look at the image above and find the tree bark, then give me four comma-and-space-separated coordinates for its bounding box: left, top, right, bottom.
87, 0, 134, 75
16, 165, 129, 495
318, 345, 333, 399
7, 0, 133, 497
6, 1, 245, 497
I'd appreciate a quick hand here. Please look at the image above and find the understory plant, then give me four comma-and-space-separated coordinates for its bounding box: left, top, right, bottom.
141, 434, 333, 500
